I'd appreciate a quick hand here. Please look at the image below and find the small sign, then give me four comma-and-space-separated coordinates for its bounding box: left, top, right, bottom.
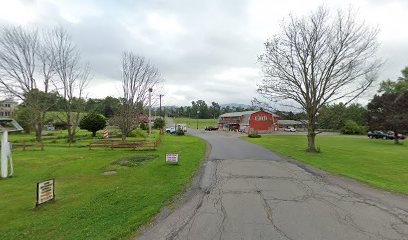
36, 178, 55, 206
166, 153, 179, 164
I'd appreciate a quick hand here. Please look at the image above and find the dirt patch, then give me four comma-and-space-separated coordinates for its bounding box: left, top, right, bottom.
114, 154, 159, 167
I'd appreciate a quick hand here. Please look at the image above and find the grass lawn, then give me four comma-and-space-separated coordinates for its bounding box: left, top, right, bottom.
244, 135, 408, 195
0, 134, 206, 239
173, 117, 218, 129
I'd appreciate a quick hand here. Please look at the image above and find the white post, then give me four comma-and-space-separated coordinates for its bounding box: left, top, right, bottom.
1, 131, 9, 178
148, 88, 152, 143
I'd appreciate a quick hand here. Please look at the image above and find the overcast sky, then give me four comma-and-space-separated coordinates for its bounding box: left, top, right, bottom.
1, 0, 407, 107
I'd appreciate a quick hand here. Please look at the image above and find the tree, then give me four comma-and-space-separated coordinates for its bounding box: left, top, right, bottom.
153, 118, 165, 129
0, 26, 57, 142
258, 7, 381, 152
379, 67, 408, 94
50, 27, 90, 144
367, 91, 408, 144
113, 52, 161, 142
79, 113, 106, 137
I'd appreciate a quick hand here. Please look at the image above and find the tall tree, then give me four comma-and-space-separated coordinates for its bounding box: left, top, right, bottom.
258, 7, 381, 152
50, 27, 90, 144
378, 66, 408, 94
367, 91, 408, 144
113, 52, 161, 142
0, 26, 57, 142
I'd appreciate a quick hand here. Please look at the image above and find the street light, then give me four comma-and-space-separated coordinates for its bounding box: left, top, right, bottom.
196, 110, 200, 129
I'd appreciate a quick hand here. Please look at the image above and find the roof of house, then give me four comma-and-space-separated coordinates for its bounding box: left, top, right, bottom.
219, 110, 279, 118
277, 120, 307, 125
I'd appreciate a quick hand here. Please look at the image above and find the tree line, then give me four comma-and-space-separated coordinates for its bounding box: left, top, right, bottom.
164, 100, 256, 119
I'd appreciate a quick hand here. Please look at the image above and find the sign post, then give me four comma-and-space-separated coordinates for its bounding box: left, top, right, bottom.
165, 153, 179, 164
36, 178, 55, 206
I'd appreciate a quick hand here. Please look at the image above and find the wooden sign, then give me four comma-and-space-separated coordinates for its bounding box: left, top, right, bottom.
36, 178, 55, 206
165, 153, 179, 164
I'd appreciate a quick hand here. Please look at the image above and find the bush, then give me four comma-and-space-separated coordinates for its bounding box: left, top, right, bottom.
54, 121, 68, 130
127, 129, 147, 139
176, 129, 185, 136
341, 120, 366, 135
248, 133, 261, 138
153, 118, 165, 129
140, 122, 148, 130
79, 113, 107, 137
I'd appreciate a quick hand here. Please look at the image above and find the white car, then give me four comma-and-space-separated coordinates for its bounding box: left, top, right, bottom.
284, 127, 297, 132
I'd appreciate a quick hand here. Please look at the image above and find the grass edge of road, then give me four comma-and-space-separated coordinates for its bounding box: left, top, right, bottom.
133, 138, 212, 239
243, 135, 408, 196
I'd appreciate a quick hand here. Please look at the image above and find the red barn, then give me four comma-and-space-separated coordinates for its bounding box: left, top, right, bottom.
218, 111, 280, 134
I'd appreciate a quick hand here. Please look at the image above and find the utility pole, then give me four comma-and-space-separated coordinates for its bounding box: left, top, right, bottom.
159, 94, 164, 118
148, 88, 153, 143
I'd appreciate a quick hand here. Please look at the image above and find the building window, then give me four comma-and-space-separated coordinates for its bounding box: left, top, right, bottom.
4, 112, 10, 116
255, 116, 268, 121
5, 103, 11, 108
0, 112, 3, 116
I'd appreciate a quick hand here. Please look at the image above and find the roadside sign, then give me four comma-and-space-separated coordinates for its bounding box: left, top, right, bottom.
36, 178, 55, 206
166, 153, 179, 164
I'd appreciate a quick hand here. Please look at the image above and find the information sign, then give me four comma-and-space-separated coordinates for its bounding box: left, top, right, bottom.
165, 153, 179, 164
36, 178, 55, 206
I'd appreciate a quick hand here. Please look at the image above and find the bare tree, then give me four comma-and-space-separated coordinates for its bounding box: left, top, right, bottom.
113, 52, 161, 142
0, 26, 57, 142
258, 7, 381, 152
50, 27, 90, 144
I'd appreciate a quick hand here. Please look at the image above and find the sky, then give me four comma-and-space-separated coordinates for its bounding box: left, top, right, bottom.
0, 0, 407, 107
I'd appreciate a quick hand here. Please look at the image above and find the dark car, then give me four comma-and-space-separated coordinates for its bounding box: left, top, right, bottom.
205, 126, 218, 131
368, 130, 405, 140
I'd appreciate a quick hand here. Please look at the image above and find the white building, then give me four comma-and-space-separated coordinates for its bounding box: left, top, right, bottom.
0, 99, 18, 118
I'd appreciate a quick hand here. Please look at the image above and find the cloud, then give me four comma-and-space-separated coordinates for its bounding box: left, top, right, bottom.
1, 0, 408, 108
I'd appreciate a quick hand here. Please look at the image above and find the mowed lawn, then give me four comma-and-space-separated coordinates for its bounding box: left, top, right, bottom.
245, 135, 408, 195
0, 135, 206, 239
174, 117, 218, 129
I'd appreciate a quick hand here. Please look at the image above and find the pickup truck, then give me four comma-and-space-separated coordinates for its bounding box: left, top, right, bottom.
165, 127, 176, 134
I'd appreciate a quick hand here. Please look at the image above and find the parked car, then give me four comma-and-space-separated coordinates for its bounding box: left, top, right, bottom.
284, 127, 297, 132
367, 130, 405, 140
205, 126, 218, 131
165, 127, 176, 134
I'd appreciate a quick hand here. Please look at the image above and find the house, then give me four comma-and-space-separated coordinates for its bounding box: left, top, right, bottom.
218, 110, 280, 134
0, 99, 18, 118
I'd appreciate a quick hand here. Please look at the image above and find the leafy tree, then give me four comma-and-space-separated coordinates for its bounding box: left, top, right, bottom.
153, 118, 165, 129
341, 120, 366, 135
367, 91, 408, 144
79, 113, 106, 137
379, 67, 408, 94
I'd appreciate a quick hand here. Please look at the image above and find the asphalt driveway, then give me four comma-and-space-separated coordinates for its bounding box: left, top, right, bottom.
139, 129, 408, 240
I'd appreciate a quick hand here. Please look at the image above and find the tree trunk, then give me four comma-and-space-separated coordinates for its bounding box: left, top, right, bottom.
307, 131, 317, 152
92, 131, 96, 137
306, 114, 318, 152
394, 131, 399, 145
121, 131, 127, 142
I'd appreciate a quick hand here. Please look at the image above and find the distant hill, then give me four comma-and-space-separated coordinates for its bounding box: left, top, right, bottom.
220, 103, 251, 108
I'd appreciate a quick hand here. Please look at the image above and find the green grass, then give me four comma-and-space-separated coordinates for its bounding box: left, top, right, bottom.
244, 135, 408, 195
173, 117, 218, 129
0, 134, 206, 239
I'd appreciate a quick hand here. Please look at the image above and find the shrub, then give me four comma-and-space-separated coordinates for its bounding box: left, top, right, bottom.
248, 133, 261, 138
176, 129, 185, 136
127, 129, 146, 139
79, 113, 107, 137
140, 122, 148, 130
341, 120, 366, 135
153, 118, 165, 129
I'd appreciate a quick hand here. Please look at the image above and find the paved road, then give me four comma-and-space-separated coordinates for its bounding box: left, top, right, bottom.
139, 129, 408, 240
